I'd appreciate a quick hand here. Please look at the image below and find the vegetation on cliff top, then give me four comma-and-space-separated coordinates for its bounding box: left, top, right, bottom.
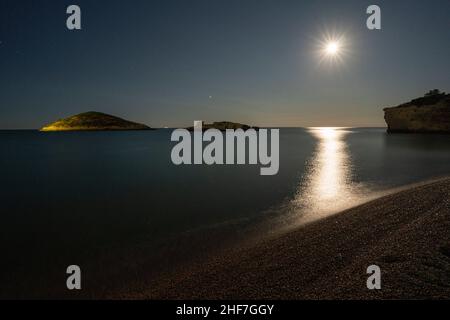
387, 90, 450, 109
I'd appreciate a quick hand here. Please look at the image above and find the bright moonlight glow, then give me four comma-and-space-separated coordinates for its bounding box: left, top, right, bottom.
325, 42, 339, 55
314, 32, 349, 66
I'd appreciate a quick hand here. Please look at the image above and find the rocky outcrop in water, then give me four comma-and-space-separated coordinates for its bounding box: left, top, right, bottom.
187, 121, 259, 131
384, 90, 450, 133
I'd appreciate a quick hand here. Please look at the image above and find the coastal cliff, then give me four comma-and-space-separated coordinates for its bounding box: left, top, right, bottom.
40, 112, 152, 131
384, 90, 450, 133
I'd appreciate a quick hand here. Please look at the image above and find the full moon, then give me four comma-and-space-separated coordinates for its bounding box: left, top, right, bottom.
325, 41, 339, 56
315, 31, 349, 66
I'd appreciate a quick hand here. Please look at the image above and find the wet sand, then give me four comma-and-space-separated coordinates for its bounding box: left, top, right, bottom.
135, 178, 450, 300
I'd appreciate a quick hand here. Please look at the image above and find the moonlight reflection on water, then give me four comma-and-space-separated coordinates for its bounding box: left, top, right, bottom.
287, 127, 370, 225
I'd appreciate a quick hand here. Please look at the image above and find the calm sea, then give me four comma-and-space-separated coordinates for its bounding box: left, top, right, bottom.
1, 128, 450, 297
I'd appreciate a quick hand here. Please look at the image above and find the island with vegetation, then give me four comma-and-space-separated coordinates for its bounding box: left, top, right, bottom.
384, 90, 450, 133
40, 111, 152, 131
187, 121, 259, 131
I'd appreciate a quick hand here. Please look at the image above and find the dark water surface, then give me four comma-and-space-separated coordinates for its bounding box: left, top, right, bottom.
1, 128, 450, 297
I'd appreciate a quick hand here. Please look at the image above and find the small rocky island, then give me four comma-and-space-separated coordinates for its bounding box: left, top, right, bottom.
187, 121, 258, 131
40, 111, 152, 131
384, 90, 450, 133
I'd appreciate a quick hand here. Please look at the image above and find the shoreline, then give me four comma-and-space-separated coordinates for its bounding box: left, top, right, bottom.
131, 177, 450, 300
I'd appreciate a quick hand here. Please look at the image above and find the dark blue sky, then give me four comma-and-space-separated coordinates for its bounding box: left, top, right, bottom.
1, 0, 449, 128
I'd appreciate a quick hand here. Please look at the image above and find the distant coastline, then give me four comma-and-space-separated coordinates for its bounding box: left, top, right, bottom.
186, 121, 259, 131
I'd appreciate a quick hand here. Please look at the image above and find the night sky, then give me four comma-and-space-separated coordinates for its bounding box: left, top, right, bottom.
1, 0, 449, 129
